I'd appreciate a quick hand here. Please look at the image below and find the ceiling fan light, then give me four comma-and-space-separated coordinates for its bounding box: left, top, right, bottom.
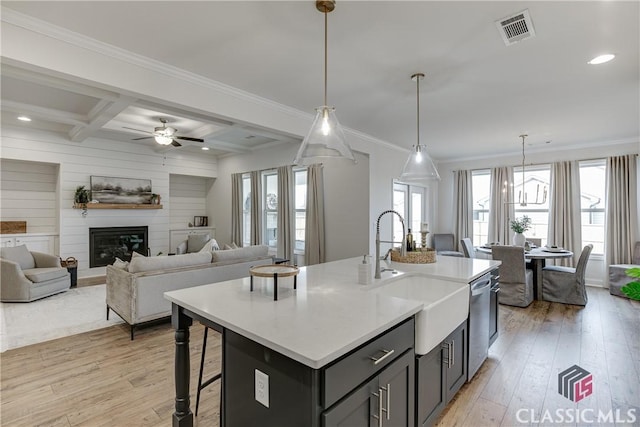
294, 106, 355, 165
154, 135, 173, 145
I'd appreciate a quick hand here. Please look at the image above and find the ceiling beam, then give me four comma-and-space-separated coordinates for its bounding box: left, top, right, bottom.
1, 100, 87, 127
69, 95, 137, 142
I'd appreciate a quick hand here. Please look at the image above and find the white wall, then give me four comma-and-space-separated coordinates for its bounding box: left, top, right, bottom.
435, 141, 640, 286
1, 126, 218, 278
0, 158, 58, 234
169, 174, 213, 230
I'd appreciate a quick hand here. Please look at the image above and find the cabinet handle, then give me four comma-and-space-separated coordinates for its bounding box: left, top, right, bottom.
371, 389, 383, 427
451, 339, 455, 367
370, 349, 395, 365
442, 341, 453, 369
384, 384, 391, 420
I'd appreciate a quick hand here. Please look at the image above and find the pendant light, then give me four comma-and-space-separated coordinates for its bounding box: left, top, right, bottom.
294, 0, 355, 166
399, 73, 440, 181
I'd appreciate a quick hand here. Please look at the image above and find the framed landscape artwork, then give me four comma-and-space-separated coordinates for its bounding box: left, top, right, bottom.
90, 176, 153, 204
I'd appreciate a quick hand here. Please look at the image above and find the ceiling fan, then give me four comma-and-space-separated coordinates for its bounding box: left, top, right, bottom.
124, 118, 204, 147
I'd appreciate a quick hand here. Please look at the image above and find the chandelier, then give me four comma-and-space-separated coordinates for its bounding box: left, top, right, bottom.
507, 134, 547, 206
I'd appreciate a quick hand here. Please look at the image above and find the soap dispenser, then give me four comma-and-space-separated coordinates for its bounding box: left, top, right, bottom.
358, 255, 372, 285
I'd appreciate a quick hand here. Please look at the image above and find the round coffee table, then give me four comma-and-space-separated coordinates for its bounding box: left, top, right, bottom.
249, 264, 299, 301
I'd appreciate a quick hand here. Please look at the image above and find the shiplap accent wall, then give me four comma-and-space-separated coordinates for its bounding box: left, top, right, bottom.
0, 159, 58, 234
1, 126, 218, 278
169, 174, 212, 229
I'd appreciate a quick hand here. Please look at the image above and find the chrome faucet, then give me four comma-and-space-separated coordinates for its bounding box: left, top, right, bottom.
375, 210, 406, 279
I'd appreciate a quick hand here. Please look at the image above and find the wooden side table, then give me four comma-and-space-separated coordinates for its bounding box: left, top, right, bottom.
249, 264, 299, 301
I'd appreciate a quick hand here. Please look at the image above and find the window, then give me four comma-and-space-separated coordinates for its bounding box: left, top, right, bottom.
513, 165, 550, 247
393, 182, 427, 246
294, 169, 307, 251
579, 160, 605, 254
263, 171, 278, 249
242, 174, 251, 247
471, 170, 490, 245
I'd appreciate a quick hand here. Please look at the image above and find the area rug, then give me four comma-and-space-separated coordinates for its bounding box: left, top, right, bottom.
0, 284, 123, 352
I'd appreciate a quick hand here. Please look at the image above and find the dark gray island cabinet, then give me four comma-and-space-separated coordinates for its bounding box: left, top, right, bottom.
224, 317, 415, 427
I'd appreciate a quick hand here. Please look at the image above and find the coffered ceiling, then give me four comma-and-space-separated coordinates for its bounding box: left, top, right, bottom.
1, 1, 638, 161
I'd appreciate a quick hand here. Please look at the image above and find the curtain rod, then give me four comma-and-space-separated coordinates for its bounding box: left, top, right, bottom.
451, 154, 636, 173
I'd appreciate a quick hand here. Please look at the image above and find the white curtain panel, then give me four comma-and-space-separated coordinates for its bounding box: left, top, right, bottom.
454, 170, 473, 249
548, 161, 582, 266
250, 170, 262, 246
488, 166, 515, 245
277, 165, 294, 260
305, 164, 325, 266
231, 172, 243, 246
605, 154, 638, 266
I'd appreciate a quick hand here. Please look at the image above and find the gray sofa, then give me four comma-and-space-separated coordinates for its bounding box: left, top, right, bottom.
106, 245, 272, 338
0, 244, 70, 302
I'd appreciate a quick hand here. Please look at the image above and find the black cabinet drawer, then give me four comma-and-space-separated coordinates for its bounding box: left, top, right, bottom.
322, 317, 414, 408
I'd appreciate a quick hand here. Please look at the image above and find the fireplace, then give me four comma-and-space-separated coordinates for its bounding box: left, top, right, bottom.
89, 226, 148, 268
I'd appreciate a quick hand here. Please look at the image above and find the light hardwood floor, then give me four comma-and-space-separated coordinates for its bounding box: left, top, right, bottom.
1, 287, 638, 427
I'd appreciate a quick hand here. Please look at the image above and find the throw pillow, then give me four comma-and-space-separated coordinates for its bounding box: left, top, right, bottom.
112, 257, 129, 270
210, 238, 220, 251
0, 244, 36, 270
131, 251, 146, 259
187, 234, 210, 253
230, 242, 239, 249
224, 244, 233, 250
198, 239, 213, 253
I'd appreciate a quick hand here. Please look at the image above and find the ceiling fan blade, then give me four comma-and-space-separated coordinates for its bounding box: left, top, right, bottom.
175, 136, 204, 142
171, 140, 182, 147
132, 136, 153, 141
122, 126, 153, 134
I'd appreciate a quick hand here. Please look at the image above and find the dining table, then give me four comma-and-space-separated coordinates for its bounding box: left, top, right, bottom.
475, 246, 574, 300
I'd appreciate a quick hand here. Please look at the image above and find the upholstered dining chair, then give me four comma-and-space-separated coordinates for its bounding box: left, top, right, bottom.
460, 238, 476, 258
433, 233, 464, 257
492, 245, 534, 307
541, 244, 593, 306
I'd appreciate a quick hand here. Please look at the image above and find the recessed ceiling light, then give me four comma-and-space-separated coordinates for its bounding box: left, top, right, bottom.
588, 54, 615, 65
17, 115, 32, 122
201, 147, 210, 151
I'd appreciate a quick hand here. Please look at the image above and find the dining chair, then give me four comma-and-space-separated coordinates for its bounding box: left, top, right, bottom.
527, 238, 542, 247
491, 245, 534, 307
541, 244, 593, 306
432, 233, 464, 257
460, 238, 475, 258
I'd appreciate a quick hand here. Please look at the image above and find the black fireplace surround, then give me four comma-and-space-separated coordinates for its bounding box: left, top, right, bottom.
89, 226, 148, 268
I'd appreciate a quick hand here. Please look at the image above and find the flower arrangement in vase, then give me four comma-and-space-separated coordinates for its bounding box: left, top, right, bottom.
510, 215, 532, 246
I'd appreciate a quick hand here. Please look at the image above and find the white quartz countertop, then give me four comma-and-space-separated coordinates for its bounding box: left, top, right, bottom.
165, 256, 499, 369
390, 255, 500, 283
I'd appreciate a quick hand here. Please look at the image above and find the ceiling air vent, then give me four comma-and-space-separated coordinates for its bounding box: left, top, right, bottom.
496, 9, 536, 46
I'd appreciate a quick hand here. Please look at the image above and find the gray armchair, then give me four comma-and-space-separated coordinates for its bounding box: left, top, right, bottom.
176, 234, 217, 255
541, 244, 593, 306
492, 245, 534, 307
608, 241, 640, 299
0, 244, 70, 302
460, 238, 475, 258
432, 233, 464, 257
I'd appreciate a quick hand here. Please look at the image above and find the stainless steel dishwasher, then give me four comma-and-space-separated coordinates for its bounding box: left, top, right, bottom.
468, 272, 492, 381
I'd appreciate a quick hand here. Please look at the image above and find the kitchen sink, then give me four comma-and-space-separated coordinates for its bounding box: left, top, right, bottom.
372, 275, 469, 355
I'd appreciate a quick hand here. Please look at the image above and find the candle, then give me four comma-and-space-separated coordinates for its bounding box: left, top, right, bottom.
421, 222, 429, 233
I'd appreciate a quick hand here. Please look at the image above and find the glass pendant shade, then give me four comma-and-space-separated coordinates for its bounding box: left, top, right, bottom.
294, 106, 355, 165
400, 144, 440, 181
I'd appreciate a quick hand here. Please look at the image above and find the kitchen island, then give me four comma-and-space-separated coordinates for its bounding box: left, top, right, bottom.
165, 256, 499, 427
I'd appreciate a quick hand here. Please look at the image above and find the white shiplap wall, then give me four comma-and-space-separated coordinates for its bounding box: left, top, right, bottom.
1, 126, 218, 278
169, 174, 212, 229
0, 158, 58, 233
